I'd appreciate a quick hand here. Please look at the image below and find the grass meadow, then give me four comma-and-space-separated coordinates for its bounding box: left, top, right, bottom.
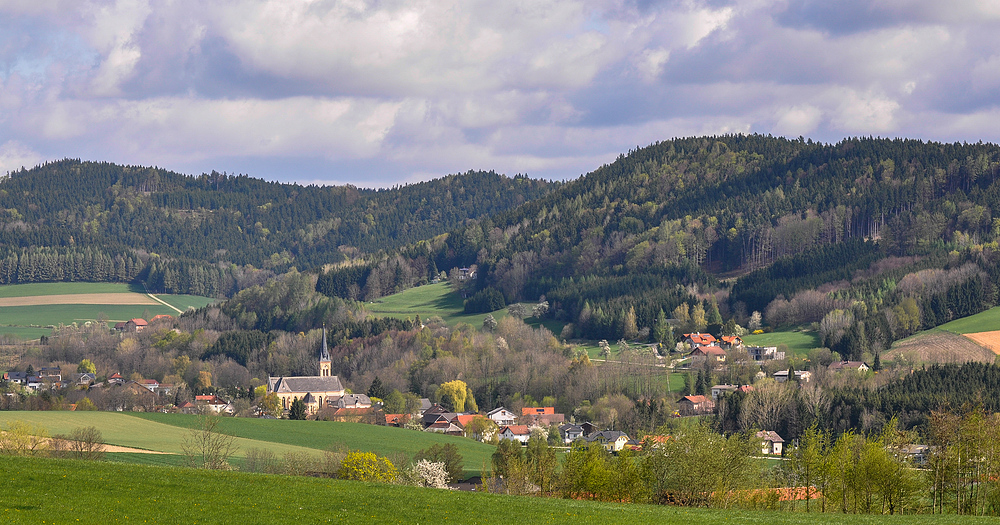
0, 282, 215, 338
2, 455, 997, 525
934, 306, 1000, 334
0, 411, 496, 476
741, 329, 822, 357
365, 282, 510, 327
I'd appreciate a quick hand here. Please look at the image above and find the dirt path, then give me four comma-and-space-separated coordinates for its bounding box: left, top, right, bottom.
102, 444, 172, 454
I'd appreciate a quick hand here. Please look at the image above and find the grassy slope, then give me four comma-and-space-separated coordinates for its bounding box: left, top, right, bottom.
1, 412, 495, 476
366, 282, 510, 327
934, 306, 1000, 335
1, 456, 993, 525
0, 282, 143, 297
129, 413, 495, 475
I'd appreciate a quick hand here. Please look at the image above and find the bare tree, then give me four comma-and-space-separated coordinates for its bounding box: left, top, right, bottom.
182, 415, 238, 470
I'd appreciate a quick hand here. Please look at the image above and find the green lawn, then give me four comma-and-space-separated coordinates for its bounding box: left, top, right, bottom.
742, 330, 822, 356
935, 306, 1000, 334
1, 411, 496, 476
2, 455, 996, 524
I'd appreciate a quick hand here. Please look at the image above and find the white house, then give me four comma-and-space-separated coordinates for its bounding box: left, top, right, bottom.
757, 430, 784, 455
487, 407, 517, 426
499, 425, 531, 444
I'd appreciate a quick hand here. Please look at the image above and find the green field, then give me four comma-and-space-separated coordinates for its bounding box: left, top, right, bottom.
742, 330, 822, 356
935, 306, 1000, 334
2, 455, 996, 524
1, 411, 495, 476
0, 282, 215, 338
366, 282, 511, 327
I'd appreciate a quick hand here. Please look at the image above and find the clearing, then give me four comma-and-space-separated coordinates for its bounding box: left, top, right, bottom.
741, 329, 822, 357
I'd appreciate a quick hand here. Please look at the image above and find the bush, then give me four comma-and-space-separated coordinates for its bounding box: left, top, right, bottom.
339, 451, 397, 483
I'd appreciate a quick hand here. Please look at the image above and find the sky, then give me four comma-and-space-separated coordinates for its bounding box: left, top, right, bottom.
1, 0, 999, 188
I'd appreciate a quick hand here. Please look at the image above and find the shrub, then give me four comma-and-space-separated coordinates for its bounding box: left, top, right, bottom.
339, 451, 397, 483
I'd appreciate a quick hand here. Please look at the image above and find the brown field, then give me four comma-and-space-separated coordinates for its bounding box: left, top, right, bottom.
963, 331, 1000, 355
0, 293, 158, 307
885, 330, 996, 365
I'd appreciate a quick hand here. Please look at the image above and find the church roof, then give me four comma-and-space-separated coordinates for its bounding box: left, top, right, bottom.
319, 327, 331, 363
270, 375, 343, 394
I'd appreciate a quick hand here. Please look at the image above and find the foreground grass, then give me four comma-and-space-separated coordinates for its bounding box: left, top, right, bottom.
2, 456, 997, 525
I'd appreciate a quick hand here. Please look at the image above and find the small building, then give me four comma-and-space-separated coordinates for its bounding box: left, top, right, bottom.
499, 425, 531, 444
124, 318, 148, 333
828, 361, 870, 373
584, 430, 630, 452
138, 379, 160, 393
683, 333, 717, 346
688, 345, 727, 363
678, 395, 715, 416
720, 335, 743, 349
108, 372, 125, 385
337, 394, 372, 409
746, 346, 785, 361
710, 384, 739, 401
487, 407, 517, 427
773, 370, 812, 383
559, 423, 585, 444
757, 430, 784, 455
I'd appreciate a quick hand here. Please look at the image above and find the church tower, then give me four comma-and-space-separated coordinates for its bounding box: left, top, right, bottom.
319, 326, 332, 377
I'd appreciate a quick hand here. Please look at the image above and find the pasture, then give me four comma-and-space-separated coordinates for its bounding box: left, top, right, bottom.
936, 305, 1000, 335
0, 282, 215, 338
366, 282, 510, 327
2, 455, 996, 525
1, 411, 496, 476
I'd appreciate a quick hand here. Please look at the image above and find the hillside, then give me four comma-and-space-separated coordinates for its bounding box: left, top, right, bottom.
0, 161, 556, 296
317, 135, 1000, 353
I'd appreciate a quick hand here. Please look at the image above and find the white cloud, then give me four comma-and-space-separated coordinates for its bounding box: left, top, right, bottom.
830, 89, 900, 133
0, 141, 43, 175
772, 105, 823, 137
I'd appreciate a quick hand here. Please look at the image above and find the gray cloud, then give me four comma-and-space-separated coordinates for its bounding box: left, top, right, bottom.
0, 0, 998, 185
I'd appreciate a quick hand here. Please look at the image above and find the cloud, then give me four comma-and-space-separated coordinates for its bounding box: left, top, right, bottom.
0, 141, 43, 175
0, 0, 998, 186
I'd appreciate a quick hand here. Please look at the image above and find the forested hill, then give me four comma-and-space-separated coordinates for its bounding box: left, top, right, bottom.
320, 135, 1000, 344
0, 160, 555, 295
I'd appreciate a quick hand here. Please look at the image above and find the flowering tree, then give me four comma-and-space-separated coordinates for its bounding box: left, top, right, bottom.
411, 459, 450, 488
339, 451, 398, 483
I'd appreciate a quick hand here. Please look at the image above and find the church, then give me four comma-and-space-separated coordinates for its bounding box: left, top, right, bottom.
268, 328, 345, 415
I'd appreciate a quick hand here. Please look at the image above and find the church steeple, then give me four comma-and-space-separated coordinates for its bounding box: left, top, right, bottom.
319, 326, 332, 377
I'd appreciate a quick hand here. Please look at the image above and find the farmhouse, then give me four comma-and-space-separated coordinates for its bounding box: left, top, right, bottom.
829, 361, 870, 373
268, 328, 346, 416
678, 395, 715, 416
757, 430, 784, 455
487, 407, 517, 426
584, 430, 631, 452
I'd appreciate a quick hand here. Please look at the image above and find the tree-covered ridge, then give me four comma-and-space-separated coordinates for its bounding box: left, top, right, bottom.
0, 160, 556, 273
318, 135, 1000, 342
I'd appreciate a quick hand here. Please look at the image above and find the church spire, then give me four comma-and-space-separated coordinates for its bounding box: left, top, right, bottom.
319, 325, 332, 377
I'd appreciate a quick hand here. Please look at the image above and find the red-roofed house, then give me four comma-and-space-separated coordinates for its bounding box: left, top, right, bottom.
125, 318, 148, 333
678, 395, 715, 416
521, 406, 555, 416
138, 379, 159, 393
720, 335, 743, 349
688, 345, 727, 363
684, 333, 717, 346
108, 372, 125, 385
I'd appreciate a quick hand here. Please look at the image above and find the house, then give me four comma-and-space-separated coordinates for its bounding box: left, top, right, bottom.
897, 444, 931, 466
268, 328, 346, 416
178, 401, 199, 414
688, 345, 727, 363
580, 421, 600, 437
521, 406, 555, 416
487, 407, 517, 427
108, 373, 125, 385
328, 406, 376, 423
458, 267, 476, 281
124, 318, 148, 333
720, 335, 743, 349
385, 414, 411, 427
678, 395, 715, 416
746, 346, 785, 361
72, 373, 97, 387
584, 430, 630, 452
150, 314, 174, 324
559, 424, 585, 444
683, 333, 717, 346
828, 361, 870, 373
774, 370, 812, 383
337, 394, 372, 409
195, 394, 233, 414
499, 425, 531, 444
137, 379, 160, 393
2, 372, 27, 385
521, 413, 565, 426
710, 384, 739, 401
757, 430, 784, 455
